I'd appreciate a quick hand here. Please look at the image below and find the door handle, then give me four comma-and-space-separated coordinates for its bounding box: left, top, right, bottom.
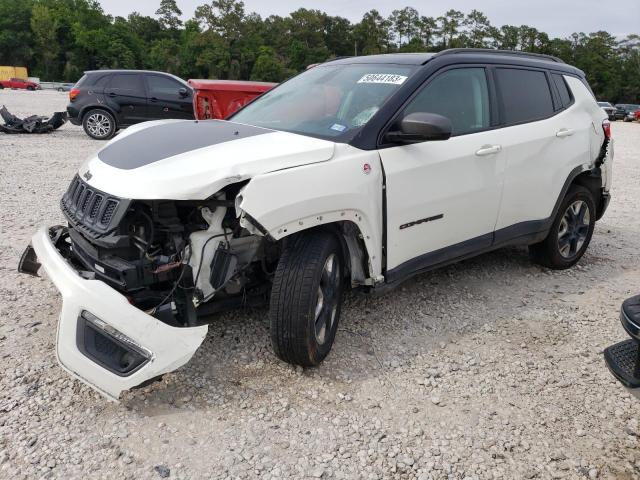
475, 145, 502, 156
107, 92, 116, 97
150, 97, 158, 103
556, 128, 575, 138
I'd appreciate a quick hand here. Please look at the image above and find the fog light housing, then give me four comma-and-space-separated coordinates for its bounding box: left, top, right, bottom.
78, 311, 152, 376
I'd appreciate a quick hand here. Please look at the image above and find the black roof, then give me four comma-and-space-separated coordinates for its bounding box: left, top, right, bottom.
326, 49, 583, 76
328, 53, 435, 65
83, 69, 190, 86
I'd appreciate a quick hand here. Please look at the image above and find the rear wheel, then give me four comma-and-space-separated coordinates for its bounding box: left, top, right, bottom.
529, 185, 596, 269
269, 231, 344, 367
27, 86, 34, 91
82, 109, 116, 140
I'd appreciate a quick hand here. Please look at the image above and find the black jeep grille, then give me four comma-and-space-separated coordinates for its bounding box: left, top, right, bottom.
61, 175, 127, 237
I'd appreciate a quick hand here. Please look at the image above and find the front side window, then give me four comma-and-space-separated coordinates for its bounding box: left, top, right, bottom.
495, 68, 554, 125
402, 67, 490, 136
230, 63, 418, 141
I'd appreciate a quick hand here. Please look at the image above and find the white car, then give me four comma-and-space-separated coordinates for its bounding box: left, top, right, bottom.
20, 49, 613, 400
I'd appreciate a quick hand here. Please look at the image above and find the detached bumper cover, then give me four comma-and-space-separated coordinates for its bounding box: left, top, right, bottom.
31, 226, 208, 400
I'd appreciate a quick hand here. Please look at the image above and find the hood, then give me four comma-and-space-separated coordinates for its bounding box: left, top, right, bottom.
80, 120, 336, 199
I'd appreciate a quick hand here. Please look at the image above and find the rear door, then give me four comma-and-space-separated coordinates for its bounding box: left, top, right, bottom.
144, 74, 194, 120
104, 73, 147, 125
493, 67, 590, 234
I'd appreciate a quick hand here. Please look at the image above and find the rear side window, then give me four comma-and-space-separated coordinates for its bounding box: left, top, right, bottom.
108, 74, 144, 92
146, 75, 184, 97
552, 74, 572, 108
74, 74, 88, 88
404, 67, 490, 136
496, 68, 554, 125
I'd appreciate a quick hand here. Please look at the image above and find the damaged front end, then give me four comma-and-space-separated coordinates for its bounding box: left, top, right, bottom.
20, 174, 277, 399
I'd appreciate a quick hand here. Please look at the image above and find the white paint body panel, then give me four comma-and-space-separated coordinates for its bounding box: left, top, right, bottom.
495, 76, 606, 230
239, 144, 384, 278
31, 226, 208, 401
379, 130, 507, 270
81, 120, 336, 200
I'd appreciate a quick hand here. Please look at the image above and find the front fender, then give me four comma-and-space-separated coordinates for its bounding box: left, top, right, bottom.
238, 145, 384, 281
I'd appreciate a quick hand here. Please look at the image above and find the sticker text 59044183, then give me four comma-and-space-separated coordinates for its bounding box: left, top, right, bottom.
357, 74, 408, 85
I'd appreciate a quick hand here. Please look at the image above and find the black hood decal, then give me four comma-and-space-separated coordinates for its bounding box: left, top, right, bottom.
97, 120, 272, 170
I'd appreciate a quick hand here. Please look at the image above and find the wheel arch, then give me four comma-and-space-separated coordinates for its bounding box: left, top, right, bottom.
244, 214, 377, 288
570, 168, 606, 220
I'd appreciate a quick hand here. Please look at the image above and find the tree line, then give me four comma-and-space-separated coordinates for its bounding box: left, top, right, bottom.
1, 0, 638, 102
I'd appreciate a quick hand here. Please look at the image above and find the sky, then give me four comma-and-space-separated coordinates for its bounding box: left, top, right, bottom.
101, 0, 639, 38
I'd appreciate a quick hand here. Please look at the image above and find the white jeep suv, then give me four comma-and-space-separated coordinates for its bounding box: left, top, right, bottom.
20, 49, 613, 399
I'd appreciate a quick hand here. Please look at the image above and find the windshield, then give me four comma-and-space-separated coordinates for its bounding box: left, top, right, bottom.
230, 63, 418, 142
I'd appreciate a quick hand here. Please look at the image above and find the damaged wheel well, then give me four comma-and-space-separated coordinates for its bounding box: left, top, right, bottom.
571, 169, 606, 219
279, 221, 372, 288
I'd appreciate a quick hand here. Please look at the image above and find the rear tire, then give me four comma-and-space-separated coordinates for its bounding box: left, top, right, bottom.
529, 185, 596, 269
82, 109, 116, 140
269, 231, 344, 367
27, 86, 34, 91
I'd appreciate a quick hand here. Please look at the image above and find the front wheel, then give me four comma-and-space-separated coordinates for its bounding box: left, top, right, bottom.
27, 86, 35, 91
269, 232, 344, 367
82, 109, 116, 140
529, 185, 596, 269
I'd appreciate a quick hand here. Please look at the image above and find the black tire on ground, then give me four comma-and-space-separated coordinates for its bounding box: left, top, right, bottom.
82, 109, 116, 140
269, 231, 344, 367
57, 87, 64, 92
529, 184, 596, 269
27, 86, 34, 91
0, 84, 4, 89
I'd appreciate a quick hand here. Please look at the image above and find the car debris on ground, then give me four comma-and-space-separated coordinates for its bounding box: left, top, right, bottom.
0, 105, 67, 134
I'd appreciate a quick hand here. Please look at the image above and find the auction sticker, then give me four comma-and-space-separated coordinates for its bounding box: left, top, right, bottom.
357, 73, 408, 85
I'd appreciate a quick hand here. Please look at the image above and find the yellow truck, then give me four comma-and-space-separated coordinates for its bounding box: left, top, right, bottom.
0, 66, 28, 81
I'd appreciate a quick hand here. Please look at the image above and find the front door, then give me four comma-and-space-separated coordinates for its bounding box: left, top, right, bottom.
379, 67, 506, 277
145, 74, 194, 120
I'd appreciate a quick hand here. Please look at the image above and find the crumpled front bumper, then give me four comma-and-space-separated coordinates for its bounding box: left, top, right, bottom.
29, 226, 208, 401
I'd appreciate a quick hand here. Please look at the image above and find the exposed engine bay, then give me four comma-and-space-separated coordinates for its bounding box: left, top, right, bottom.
58, 175, 279, 327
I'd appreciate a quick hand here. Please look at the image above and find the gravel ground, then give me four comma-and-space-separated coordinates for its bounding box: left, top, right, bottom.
1, 89, 640, 480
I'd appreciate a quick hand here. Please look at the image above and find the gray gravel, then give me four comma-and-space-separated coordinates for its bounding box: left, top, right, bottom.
1, 89, 640, 479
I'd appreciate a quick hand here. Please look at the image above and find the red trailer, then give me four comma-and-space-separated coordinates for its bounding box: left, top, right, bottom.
188, 79, 276, 120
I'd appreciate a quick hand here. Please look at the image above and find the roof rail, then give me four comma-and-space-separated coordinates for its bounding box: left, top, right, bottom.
433, 48, 565, 64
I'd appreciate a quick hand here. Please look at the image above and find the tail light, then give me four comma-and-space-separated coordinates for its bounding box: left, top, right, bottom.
602, 119, 611, 140
69, 88, 80, 101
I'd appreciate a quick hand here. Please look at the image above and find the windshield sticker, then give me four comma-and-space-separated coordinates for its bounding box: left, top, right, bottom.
330, 123, 347, 132
357, 73, 408, 85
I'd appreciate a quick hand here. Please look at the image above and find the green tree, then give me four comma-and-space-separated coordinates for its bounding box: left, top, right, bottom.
353, 10, 391, 55
30, 4, 59, 78
156, 0, 182, 30
438, 9, 464, 48
250, 46, 284, 81
0, 0, 33, 67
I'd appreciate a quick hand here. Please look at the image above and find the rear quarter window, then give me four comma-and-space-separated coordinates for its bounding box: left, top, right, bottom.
495, 68, 554, 125
551, 74, 573, 108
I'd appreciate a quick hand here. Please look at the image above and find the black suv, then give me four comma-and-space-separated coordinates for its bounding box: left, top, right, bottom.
67, 70, 194, 140
613, 103, 640, 121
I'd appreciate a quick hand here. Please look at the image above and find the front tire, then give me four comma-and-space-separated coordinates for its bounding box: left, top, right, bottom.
82, 109, 116, 140
269, 232, 344, 367
529, 185, 596, 269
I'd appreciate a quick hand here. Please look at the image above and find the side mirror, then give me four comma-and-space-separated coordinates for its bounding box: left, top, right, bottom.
385, 112, 452, 144
179, 87, 190, 98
